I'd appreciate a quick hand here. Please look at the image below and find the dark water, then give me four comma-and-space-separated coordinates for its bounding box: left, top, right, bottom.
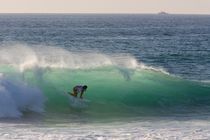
0, 14, 210, 80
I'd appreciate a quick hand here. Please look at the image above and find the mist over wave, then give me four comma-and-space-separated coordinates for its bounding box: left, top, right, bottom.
0, 43, 167, 73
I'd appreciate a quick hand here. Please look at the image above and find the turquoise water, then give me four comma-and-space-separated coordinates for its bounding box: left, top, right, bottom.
1, 63, 209, 120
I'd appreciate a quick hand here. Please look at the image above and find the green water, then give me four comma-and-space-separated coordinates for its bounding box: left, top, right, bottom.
1, 66, 210, 119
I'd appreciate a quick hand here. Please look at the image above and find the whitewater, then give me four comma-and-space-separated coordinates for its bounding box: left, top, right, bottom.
0, 14, 210, 139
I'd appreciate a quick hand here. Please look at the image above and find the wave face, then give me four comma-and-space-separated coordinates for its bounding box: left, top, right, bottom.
0, 45, 210, 118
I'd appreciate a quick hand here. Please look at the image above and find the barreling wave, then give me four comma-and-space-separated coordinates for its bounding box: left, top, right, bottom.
0, 44, 210, 118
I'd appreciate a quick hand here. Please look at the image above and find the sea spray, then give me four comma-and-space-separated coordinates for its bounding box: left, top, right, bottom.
0, 74, 45, 118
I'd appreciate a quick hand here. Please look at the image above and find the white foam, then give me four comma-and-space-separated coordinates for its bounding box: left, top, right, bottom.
201, 80, 210, 84
0, 74, 45, 118
0, 119, 210, 139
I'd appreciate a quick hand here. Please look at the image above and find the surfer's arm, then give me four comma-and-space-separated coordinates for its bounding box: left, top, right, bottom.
80, 91, 84, 99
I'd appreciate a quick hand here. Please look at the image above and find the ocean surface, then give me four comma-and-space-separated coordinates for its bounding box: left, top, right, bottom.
0, 14, 210, 139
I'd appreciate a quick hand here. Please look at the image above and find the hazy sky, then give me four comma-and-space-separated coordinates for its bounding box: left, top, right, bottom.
0, 0, 209, 14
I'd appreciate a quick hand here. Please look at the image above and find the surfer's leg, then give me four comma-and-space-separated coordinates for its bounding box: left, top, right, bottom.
80, 92, 84, 99
71, 92, 77, 97
71, 88, 78, 97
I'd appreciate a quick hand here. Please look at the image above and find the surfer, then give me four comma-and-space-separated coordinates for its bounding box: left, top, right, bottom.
70, 85, 88, 99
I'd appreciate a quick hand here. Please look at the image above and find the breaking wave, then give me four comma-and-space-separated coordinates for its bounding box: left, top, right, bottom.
0, 44, 209, 118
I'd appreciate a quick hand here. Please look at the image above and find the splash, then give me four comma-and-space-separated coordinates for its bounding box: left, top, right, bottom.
0, 74, 45, 118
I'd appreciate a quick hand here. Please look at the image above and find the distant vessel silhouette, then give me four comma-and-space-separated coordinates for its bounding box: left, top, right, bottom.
158, 11, 169, 15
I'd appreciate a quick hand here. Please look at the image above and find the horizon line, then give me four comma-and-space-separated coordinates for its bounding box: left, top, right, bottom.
0, 12, 209, 15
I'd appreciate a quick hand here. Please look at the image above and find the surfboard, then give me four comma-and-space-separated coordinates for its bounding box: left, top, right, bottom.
64, 92, 90, 108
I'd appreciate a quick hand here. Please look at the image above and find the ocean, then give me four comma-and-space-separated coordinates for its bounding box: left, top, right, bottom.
0, 14, 210, 139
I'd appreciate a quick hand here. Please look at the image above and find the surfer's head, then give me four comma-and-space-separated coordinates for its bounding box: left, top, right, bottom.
83, 85, 88, 91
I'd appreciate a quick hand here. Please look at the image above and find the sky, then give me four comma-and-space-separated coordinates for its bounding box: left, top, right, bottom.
0, 0, 209, 14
